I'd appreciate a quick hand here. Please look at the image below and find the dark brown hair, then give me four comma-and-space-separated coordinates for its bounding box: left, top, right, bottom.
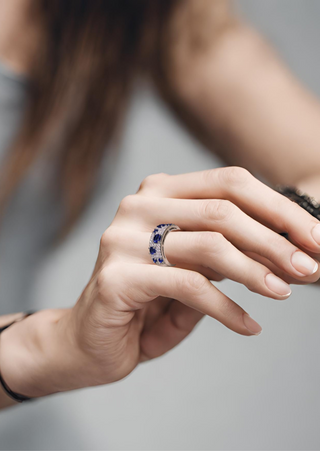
0, 0, 232, 235
0, 0, 177, 234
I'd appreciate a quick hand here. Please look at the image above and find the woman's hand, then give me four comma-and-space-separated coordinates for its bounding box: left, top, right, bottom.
1, 167, 320, 399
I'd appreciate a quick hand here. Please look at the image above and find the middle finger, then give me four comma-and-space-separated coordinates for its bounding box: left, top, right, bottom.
124, 196, 319, 281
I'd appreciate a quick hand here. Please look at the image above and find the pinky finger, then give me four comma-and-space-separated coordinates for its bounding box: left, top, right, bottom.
113, 263, 263, 337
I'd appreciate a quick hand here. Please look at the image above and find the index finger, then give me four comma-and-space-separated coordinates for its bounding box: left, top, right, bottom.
139, 167, 320, 253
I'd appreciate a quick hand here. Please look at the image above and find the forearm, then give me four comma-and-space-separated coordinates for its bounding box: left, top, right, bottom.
207, 24, 320, 200
165, 20, 320, 188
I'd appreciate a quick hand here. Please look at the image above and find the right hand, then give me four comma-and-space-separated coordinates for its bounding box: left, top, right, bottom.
2, 167, 320, 398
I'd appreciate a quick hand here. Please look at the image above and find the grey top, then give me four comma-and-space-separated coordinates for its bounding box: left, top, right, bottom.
0, 60, 221, 319
0, 61, 63, 314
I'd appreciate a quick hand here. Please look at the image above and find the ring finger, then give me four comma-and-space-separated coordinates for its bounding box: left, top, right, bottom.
118, 196, 319, 281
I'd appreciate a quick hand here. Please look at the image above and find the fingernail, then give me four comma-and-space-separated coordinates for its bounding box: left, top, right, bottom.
265, 273, 291, 297
291, 251, 318, 276
311, 223, 320, 246
243, 313, 262, 335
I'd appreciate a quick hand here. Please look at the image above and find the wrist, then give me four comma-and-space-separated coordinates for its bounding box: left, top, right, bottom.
0, 308, 93, 398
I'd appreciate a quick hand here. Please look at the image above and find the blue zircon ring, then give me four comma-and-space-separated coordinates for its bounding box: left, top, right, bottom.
149, 224, 181, 266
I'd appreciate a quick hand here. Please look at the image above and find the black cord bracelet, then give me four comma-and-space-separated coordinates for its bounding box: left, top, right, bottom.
0, 311, 37, 403
0, 371, 32, 403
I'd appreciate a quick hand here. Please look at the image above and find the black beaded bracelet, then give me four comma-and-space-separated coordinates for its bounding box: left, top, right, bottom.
0, 311, 36, 403
275, 186, 320, 240
276, 185, 320, 220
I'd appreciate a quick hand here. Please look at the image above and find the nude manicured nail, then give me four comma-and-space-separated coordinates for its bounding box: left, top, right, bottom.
265, 273, 291, 297
291, 251, 318, 276
243, 313, 262, 335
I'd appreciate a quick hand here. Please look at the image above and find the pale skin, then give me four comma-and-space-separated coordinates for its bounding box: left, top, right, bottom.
1, 0, 320, 409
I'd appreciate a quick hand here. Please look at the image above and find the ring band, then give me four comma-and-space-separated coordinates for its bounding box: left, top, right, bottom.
149, 224, 180, 266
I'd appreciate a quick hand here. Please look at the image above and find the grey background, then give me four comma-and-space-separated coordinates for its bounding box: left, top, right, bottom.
1, 0, 320, 449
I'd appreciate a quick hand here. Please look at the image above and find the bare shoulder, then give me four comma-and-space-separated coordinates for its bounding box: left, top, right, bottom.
0, 0, 39, 75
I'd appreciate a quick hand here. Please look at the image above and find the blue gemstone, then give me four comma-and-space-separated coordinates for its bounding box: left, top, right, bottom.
153, 234, 161, 243
157, 224, 163, 228
158, 258, 164, 264
153, 258, 158, 263
149, 247, 156, 255
153, 228, 158, 233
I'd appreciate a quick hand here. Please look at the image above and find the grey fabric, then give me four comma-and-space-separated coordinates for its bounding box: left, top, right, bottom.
0, 61, 27, 163
0, 62, 63, 315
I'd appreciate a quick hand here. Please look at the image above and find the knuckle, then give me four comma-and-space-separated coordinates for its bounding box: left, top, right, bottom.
282, 200, 319, 235
96, 268, 111, 300
201, 199, 235, 222
290, 199, 308, 218
183, 271, 208, 294
96, 264, 120, 300
138, 172, 169, 192
275, 192, 297, 214
118, 194, 137, 215
201, 168, 219, 185
271, 236, 296, 263
100, 227, 122, 251
196, 232, 226, 254
220, 297, 240, 319
218, 166, 251, 189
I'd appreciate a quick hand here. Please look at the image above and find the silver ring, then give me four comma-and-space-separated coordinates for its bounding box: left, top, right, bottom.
148, 224, 181, 266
